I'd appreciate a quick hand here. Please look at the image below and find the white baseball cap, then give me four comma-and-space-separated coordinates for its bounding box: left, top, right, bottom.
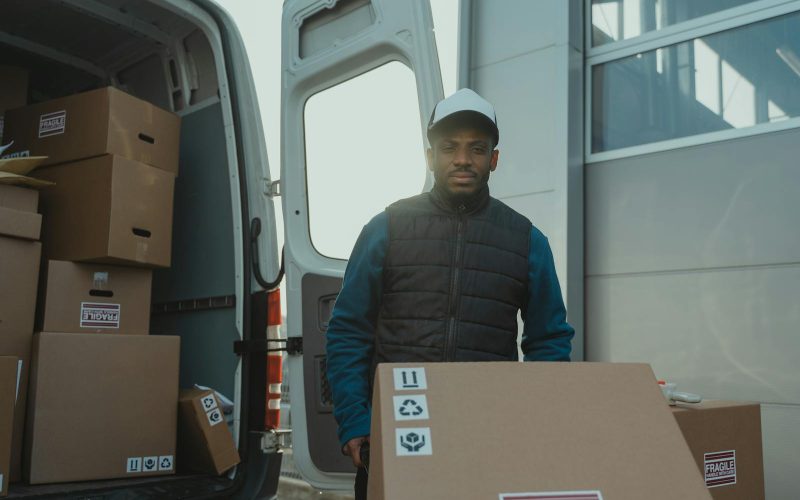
427, 88, 499, 145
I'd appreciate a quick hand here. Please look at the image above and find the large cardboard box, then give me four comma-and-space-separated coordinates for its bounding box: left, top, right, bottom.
0, 184, 41, 240
2, 86, 180, 174
24, 332, 180, 484
368, 362, 712, 500
38, 260, 152, 335
0, 66, 28, 142
0, 357, 19, 497
672, 401, 765, 499
0, 237, 40, 482
35, 155, 175, 267
177, 388, 240, 475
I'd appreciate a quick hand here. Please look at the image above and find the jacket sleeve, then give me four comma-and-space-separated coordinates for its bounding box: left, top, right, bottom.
325, 212, 388, 448
520, 227, 574, 361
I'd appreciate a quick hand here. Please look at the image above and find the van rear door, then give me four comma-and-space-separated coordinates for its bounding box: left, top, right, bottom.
281, 0, 444, 490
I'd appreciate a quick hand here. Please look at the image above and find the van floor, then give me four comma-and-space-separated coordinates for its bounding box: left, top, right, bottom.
7, 474, 231, 499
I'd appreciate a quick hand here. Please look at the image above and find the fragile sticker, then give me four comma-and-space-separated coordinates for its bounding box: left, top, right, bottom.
206, 407, 223, 426
393, 367, 427, 391
126, 457, 142, 473
499, 492, 603, 500
395, 427, 432, 456
201, 394, 218, 412
80, 302, 121, 329
704, 450, 736, 488
158, 455, 174, 471
393, 394, 430, 421
142, 456, 158, 472
38, 110, 66, 138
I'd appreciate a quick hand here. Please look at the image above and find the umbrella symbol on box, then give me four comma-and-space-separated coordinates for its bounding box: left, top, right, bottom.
399, 432, 425, 452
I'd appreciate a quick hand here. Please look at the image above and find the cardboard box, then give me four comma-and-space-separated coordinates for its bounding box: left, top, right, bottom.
0, 184, 41, 240
0, 237, 40, 482
35, 155, 175, 267
0, 357, 20, 497
2, 86, 180, 174
368, 362, 712, 500
38, 260, 152, 335
672, 401, 765, 499
24, 332, 180, 484
0, 66, 29, 142
177, 388, 240, 475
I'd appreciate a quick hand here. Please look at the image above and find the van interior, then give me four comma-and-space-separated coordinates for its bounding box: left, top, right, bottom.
2, 0, 277, 497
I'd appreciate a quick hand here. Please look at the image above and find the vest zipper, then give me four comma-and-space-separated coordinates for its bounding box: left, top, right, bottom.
444, 206, 466, 361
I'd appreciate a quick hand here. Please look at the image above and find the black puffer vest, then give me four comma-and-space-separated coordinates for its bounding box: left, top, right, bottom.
374, 186, 531, 365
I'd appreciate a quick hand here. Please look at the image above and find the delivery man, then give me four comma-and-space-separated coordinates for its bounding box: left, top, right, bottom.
325, 88, 574, 498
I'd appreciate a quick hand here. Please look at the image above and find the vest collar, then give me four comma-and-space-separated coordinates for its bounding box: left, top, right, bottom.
430, 183, 490, 215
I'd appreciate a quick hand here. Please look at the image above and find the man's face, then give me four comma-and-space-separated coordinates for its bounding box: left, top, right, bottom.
427, 127, 499, 199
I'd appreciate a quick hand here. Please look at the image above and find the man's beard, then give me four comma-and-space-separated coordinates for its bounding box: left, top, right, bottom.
435, 169, 491, 205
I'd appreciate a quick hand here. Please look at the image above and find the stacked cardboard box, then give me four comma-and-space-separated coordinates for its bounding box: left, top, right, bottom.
0, 357, 20, 497
2, 86, 183, 485
671, 401, 765, 500
0, 182, 42, 484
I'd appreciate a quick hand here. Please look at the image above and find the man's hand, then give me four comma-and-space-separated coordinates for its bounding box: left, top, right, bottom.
343, 436, 370, 468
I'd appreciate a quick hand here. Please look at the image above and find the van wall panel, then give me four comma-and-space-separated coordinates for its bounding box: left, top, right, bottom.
586, 129, 800, 277
586, 265, 800, 405
761, 404, 800, 500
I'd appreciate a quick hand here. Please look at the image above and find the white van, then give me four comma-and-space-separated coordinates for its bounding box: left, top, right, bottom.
2, 0, 442, 497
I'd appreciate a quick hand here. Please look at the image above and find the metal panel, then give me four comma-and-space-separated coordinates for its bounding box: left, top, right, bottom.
151, 308, 239, 398
471, 0, 566, 69
586, 128, 800, 277
761, 403, 800, 499
586, 265, 800, 405
472, 48, 560, 198
151, 102, 236, 302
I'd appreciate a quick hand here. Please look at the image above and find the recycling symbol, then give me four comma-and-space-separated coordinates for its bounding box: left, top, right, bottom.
398, 399, 424, 417
399, 432, 426, 452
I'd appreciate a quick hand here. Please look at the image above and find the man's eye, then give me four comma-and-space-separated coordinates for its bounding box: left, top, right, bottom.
440, 146, 455, 153
472, 147, 486, 155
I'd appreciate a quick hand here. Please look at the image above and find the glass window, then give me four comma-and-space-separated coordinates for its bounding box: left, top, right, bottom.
591, 11, 800, 153
304, 62, 426, 259
591, 0, 757, 46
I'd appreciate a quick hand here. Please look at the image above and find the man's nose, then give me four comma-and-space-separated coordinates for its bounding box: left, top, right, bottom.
453, 146, 471, 166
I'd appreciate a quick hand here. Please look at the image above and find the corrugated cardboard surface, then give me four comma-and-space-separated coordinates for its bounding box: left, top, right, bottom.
0, 237, 40, 482
39, 260, 152, 335
35, 155, 175, 267
24, 332, 180, 484
177, 388, 240, 475
0, 185, 40, 240
2, 87, 180, 174
368, 362, 713, 500
672, 401, 765, 500
0, 357, 19, 497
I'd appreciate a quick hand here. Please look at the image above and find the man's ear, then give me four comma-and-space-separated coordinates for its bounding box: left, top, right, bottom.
426, 148, 434, 170
489, 149, 499, 172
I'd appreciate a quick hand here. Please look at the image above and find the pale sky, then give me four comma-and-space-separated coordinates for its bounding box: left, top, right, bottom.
214, 0, 459, 259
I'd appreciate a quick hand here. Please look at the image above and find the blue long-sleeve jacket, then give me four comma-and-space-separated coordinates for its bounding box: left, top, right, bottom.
325, 211, 574, 448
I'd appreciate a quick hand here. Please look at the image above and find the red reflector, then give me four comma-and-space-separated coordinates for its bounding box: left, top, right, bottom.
267, 289, 281, 326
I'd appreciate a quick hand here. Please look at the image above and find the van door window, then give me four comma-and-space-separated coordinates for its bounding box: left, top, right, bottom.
303, 61, 426, 260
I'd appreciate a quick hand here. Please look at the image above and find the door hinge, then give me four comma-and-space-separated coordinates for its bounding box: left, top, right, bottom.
260, 428, 292, 454
286, 337, 303, 355
264, 179, 281, 198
